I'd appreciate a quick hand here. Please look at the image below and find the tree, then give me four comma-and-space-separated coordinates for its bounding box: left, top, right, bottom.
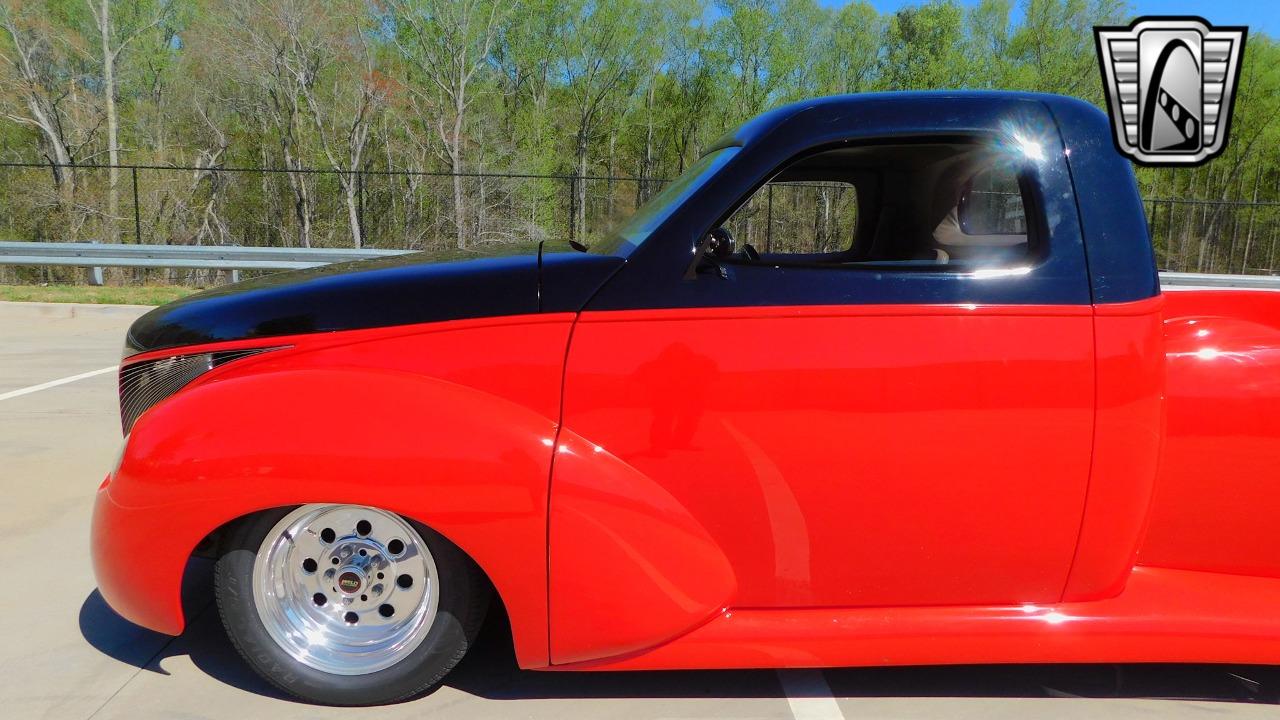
84, 0, 172, 241
964, 0, 1013, 88
214, 0, 334, 248
293, 7, 388, 248
878, 1, 968, 90
1189, 35, 1280, 271
3, 0, 1280, 277
390, 0, 505, 249
713, 0, 783, 119
655, 4, 724, 173
1006, 0, 1126, 98
0, 1, 93, 226
816, 1, 882, 95
556, 0, 649, 240
769, 0, 829, 103
491, 0, 568, 235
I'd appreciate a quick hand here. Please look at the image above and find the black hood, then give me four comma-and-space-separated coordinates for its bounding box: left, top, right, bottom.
125, 249, 623, 357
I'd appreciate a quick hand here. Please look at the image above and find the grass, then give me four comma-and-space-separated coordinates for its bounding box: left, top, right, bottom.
0, 284, 199, 305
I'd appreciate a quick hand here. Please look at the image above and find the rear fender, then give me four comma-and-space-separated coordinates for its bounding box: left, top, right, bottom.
1141, 290, 1280, 577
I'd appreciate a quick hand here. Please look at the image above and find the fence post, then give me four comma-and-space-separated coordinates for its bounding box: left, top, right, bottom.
131, 167, 142, 244
568, 177, 577, 243
88, 240, 104, 286
357, 170, 365, 245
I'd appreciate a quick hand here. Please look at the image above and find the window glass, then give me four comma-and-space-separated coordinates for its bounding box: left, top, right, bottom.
722, 182, 857, 254
591, 147, 739, 257
958, 166, 1027, 236
713, 142, 1038, 270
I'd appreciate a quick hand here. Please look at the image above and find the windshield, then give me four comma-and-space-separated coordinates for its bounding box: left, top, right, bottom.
589, 147, 739, 256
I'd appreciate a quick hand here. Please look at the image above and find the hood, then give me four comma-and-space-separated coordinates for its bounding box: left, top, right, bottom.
124, 248, 623, 357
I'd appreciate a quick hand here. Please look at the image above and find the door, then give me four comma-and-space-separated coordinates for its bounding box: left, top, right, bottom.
548, 130, 1096, 665
560, 305, 1094, 603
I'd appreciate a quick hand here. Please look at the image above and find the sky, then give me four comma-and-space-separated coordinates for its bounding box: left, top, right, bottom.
841, 0, 1278, 37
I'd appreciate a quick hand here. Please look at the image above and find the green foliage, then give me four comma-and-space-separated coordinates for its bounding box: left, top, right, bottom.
0, 0, 1278, 272
879, 1, 968, 89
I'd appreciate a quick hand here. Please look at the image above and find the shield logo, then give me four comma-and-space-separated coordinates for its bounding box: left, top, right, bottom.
1095, 17, 1247, 166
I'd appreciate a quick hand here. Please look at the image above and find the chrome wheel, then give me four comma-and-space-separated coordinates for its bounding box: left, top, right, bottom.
252, 504, 439, 675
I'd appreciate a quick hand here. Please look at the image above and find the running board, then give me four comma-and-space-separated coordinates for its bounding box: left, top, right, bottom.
547, 566, 1280, 671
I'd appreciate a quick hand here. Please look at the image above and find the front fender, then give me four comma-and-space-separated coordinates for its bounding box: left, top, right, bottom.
93, 361, 559, 669
548, 429, 737, 664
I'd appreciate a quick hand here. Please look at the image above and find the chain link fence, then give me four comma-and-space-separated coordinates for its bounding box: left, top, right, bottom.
2, 162, 1279, 284
0, 162, 665, 250
0, 162, 666, 284
1145, 198, 1280, 275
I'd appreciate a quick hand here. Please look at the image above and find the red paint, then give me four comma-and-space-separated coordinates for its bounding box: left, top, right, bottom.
548, 428, 737, 664
93, 313, 575, 668
551, 304, 1096, 664
93, 293, 1280, 673
1062, 295, 1165, 601
549, 566, 1280, 670
1140, 289, 1280, 578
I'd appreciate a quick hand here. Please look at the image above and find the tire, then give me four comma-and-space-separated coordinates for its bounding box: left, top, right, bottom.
214, 504, 489, 705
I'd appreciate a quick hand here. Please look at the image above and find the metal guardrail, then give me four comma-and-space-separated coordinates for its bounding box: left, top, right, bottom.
3, 241, 1280, 289
0, 241, 409, 270
0, 241, 413, 284
1158, 271, 1280, 289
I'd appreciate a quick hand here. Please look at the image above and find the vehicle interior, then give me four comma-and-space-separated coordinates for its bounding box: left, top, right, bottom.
711, 140, 1045, 270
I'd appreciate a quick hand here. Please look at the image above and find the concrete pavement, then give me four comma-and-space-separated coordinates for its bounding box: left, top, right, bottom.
1, 299, 1277, 719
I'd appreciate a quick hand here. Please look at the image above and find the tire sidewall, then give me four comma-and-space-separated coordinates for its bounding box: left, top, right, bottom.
215, 506, 486, 705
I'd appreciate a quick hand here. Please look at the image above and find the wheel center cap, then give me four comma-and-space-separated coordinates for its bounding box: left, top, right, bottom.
336, 570, 363, 594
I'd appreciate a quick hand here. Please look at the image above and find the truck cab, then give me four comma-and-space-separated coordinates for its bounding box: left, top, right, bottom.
550, 92, 1169, 663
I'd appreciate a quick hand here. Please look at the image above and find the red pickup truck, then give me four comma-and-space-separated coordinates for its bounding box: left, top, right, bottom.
92, 91, 1280, 706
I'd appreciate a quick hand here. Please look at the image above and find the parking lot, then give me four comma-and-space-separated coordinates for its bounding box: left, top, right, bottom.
2, 299, 1279, 719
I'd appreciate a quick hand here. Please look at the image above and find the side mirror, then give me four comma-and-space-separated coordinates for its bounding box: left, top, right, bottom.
707, 227, 736, 258
683, 227, 737, 280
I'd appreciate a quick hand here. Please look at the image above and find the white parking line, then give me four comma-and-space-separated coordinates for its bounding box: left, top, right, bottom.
0, 365, 117, 402
778, 669, 846, 720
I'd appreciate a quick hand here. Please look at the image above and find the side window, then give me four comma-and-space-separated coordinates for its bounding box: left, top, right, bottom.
958, 166, 1026, 236
934, 162, 1032, 266
711, 142, 1039, 270
721, 182, 857, 254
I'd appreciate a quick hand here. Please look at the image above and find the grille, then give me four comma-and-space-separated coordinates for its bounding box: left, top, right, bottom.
119, 347, 279, 434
